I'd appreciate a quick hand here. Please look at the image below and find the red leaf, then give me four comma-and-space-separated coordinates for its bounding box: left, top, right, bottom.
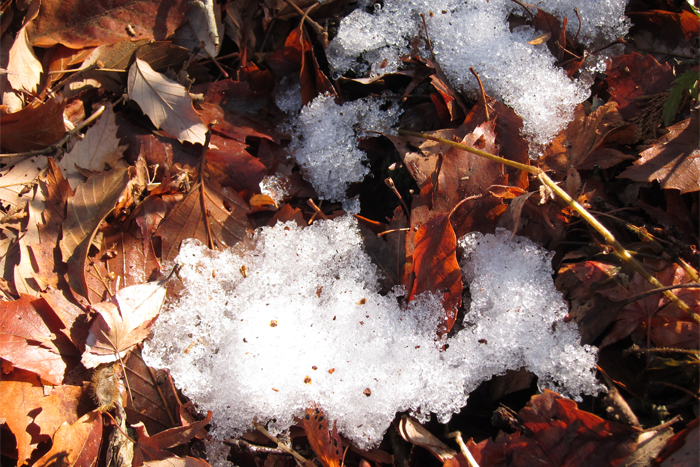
408, 213, 462, 336
467, 390, 638, 467
0, 97, 67, 153
133, 411, 212, 467
302, 407, 343, 467
34, 411, 103, 467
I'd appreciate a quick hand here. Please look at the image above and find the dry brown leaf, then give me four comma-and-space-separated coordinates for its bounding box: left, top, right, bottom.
59, 103, 127, 190
0, 295, 70, 384
619, 113, 700, 193
128, 58, 207, 145
34, 384, 84, 441
143, 458, 212, 467
82, 280, 167, 368
132, 411, 212, 466
6, 0, 41, 93
0, 156, 47, 210
26, 0, 193, 48
156, 177, 251, 262
302, 407, 343, 467
13, 184, 46, 296
33, 411, 103, 467
60, 167, 130, 300
0, 97, 67, 153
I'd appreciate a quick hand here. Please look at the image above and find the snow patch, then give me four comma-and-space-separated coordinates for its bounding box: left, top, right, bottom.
143, 217, 601, 449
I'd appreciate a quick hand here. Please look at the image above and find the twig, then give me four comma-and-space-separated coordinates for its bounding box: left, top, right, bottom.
573, 8, 582, 44
446, 431, 480, 467
307, 199, 329, 222
509, 0, 534, 21
254, 423, 310, 465
282, 0, 328, 47
385, 177, 410, 217
0, 104, 107, 158
420, 13, 436, 62
397, 129, 700, 325
469, 67, 490, 121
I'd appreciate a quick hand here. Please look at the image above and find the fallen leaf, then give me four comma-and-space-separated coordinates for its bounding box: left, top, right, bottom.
26, 0, 193, 48
40, 287, 90, 350
59, 103, 128, 190
82, 280, 167, 368
408, 213, 462, 336
128, 58, 207, 145
541, 102, 636, 176
0, 97, 67, 153
302, 407, 343, 467
621, 427, 674, 467
155, 176, 251, 262
132, 411, 212, 466
605, 53, 675, 120
627, 10, 700, 51
467, 389, 638, 467
398, 415, 468, 466
13, 184, 46, 296
205, 134, 267, 194
0, 295, 71, 384
619, 113, 700, 193
60, 167, 130, 300
29, 158, 74, 290
7, 25, 42, 93
34, 384, 84, 441
0, 369, 50, 466
33, 411, 103, 467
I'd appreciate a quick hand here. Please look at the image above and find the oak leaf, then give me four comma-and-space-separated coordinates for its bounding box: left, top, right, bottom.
619, 113, 700, 193
128, 58, 207, 145
82, 281, 167, 368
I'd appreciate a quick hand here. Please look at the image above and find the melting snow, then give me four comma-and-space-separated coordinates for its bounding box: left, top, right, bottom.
143, 217, 601, 449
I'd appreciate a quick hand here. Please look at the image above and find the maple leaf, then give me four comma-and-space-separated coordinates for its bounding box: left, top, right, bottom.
619, 113, 700, 193
128, 58, 207, 145
82, 280, 167, 368
25, 0, 193, 48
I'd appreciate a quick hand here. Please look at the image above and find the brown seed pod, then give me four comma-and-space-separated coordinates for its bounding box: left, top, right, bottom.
91, 363, 122, 412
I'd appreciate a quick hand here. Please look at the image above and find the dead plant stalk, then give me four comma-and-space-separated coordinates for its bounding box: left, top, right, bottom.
398, 129, 700, 325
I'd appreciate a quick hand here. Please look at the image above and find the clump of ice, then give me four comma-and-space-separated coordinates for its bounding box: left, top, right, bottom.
143, 217, 601, 449
327, 0, 629, 153
289, 93, 400, 201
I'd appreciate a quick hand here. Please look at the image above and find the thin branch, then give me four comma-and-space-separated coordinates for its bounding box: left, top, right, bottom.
469, 67, 490, 121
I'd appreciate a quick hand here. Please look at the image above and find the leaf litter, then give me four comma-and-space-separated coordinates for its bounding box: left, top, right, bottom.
0, 1, 697, 466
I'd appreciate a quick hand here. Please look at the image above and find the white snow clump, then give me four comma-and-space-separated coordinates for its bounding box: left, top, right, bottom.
327, 0, 630, 152
143, 216, 601, 449
288, 93, 400, 201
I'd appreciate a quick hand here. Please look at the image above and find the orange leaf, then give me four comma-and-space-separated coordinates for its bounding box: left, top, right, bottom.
302, 407, 343, 467
34, 411, 103, 467
0, 97, 67, 153
408, 213, 462, 336
132, 411, 212, 467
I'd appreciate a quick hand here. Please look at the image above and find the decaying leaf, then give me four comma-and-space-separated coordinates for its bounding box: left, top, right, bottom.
619, 113, 700, 193
60, 167, 130, 299
82, 280, 167, 368
6, 1, 42, 94
302, 407, 343, 467
132, 411, 212, 466
128, 58, 207, 145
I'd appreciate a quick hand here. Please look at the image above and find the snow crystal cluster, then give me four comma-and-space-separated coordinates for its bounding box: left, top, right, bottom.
288, 93, 400, 201
327, 0, 629, 152
143, 217, 601, 449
